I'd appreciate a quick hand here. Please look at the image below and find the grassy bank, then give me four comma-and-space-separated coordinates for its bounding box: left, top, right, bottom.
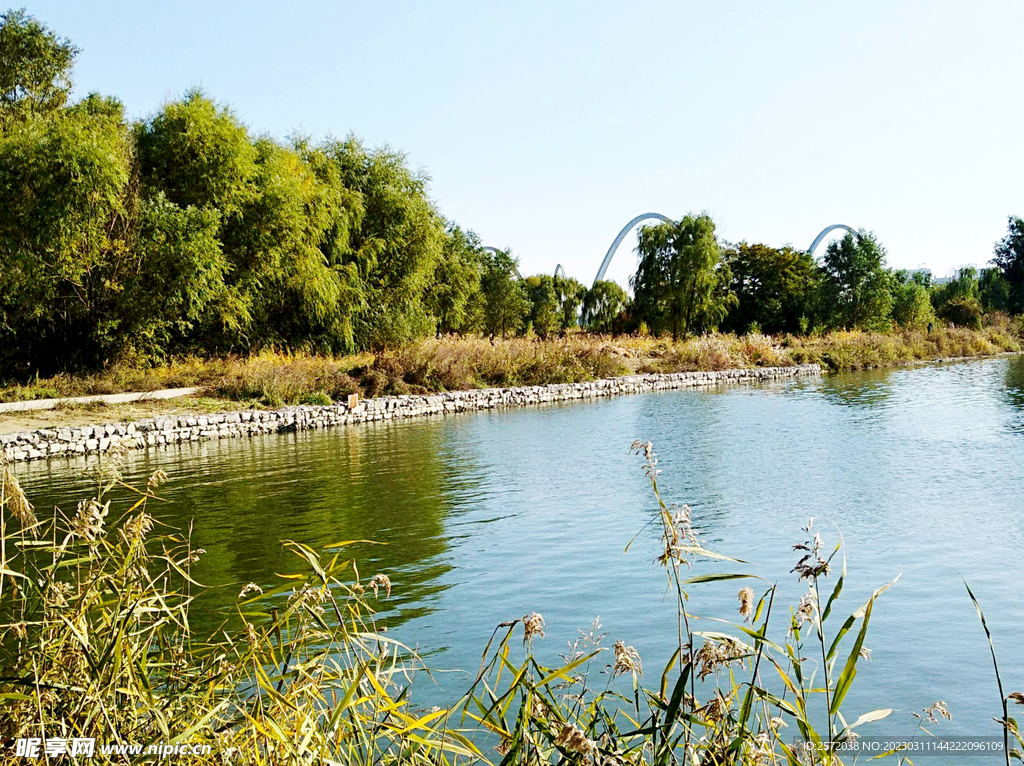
1, 446, 1020, 765
2, 324, 1022, 409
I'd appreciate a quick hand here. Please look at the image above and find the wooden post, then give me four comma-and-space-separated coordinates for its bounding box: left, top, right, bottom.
347, 393, 359, 410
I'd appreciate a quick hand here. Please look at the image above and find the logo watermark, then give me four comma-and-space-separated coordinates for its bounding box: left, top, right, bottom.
793, 735, 1006, 758
12, 738, 211, 759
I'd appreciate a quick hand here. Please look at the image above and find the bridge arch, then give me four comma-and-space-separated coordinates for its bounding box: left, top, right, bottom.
482, 246, 522, 279
807, 224, 858, 257
554, 264, 566, 280
593, 213, 671, 287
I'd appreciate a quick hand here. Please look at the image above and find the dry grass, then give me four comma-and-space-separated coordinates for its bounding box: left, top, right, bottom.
783, 326, 1022, 371
2, 325, 1021, 408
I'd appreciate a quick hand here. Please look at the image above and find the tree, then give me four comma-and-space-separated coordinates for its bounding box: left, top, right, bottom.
891, 272, 935, 329
818, 231, 893, 330
0, 102, 134, 371
223, 138, 363, 351
582, 280, 630, 333
428, 223, 484, 334
137, 98, 369, 353
631, 215, 734, 340
722, 242, 817, 334
979, 267, 1012, 313
932, 266, 980, 308
524, 275, 561, 338
0, 9, 78, 130
137, 91, 257, 217
118, 195, 227, 357
993, 216, 1024, 314
480, 249, 529, 338
937, 298, 983, 329
322, 136, 444, 348
554, 275, 587, 330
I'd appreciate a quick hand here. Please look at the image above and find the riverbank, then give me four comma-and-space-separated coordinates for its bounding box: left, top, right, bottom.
2, 327, 1020, 410
0, 365, 820, 462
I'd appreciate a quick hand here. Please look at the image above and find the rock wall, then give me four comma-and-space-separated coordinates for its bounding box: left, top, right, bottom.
1, 365, 820, 464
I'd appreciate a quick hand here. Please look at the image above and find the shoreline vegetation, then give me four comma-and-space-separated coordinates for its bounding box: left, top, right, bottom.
2, 444, 1020, 765
1, 326, 1021, 417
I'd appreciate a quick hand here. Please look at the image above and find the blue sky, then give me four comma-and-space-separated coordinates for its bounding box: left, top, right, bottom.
23, 0, 1024, 288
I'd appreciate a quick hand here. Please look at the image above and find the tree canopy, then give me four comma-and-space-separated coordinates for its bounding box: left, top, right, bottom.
722, 243, 817, 334
993, 216, 1024, 314
631, 215, 734, 340
819, 232, 893, 331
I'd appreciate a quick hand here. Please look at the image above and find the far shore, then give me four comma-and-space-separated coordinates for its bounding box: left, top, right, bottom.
2, 327, 1022, 436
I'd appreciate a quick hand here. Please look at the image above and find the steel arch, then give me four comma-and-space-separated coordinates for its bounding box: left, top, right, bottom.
593, 213, 671, 287
807, 224, 858, 256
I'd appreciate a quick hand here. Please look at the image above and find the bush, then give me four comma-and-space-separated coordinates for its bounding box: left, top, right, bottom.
937, 297, 984, 329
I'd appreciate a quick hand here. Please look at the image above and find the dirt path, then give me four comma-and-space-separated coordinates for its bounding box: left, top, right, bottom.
0, 396, 259, 435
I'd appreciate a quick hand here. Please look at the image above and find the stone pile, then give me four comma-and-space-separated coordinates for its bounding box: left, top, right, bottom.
1, 365, 820, 464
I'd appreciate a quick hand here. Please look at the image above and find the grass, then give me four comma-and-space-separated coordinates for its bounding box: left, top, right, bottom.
1, 321, 1022, 409
2, 445, 1021, 765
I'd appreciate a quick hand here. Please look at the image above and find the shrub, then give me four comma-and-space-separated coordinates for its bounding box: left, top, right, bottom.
937, 297, 984, 329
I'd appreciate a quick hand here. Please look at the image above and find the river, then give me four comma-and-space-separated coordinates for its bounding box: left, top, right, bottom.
14, 356, 1024, 757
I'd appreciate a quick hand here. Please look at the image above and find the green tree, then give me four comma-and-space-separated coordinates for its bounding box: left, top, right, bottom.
891, 272, 936, 329
932, 266, 980, 307
0, 8, 78, 130
936, 298, 983, 329
480, 249, 529, 338
137, 91, 257, 217
554, 275, 587, 330
0, 102, 134, 371
818, 231, 893, 330
582, 280, 630, 333
631, 214, 734, 340
224, 138, 363, 351
722, 242, 818, 334
117, 195, 227, 358
428, 223, 484, 334
993, 216, 1024, 314
979, 267, 1012, 313
524, 275, 561, 338
322, 136, 444, 348
138, 98, 369, 353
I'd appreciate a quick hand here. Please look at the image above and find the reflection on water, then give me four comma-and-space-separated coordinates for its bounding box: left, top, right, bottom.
14, 356, 1024, 759
18, 420, 474, 636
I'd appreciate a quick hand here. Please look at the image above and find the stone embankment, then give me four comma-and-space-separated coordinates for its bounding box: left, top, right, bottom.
1, 365, 820, 464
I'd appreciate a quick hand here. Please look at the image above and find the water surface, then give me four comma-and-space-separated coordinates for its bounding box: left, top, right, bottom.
17, 356, 1024, 757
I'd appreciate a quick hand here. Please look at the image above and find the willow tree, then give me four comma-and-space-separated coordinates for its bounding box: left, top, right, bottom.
555, 275, 587, 330
524, 274, 560, 338
582, 280, 629, 333
323, 136, 445, 349
631, 214, 734, 340
428, 222, 485, 335
890, 273, 935, 329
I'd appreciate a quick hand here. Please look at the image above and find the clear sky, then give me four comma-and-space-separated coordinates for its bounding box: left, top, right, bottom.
22, 0, 1024, 288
